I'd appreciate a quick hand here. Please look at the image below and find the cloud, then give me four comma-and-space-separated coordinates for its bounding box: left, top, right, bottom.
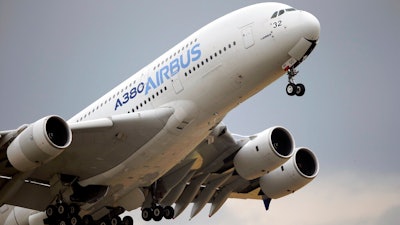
221, 171, 400, 225
124, 171, 400, 225
374, 205, 400, 225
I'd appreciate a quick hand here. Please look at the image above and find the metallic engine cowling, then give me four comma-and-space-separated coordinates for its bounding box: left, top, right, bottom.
6, 115, 72, 172
259, 147, 319, 199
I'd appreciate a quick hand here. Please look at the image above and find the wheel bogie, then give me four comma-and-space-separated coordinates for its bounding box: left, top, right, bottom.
141, 205, 175, 221
45, 202, 134, 225
286, 83, 306, 96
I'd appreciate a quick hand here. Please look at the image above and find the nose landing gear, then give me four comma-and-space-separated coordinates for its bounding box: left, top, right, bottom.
285, 68, 305, 97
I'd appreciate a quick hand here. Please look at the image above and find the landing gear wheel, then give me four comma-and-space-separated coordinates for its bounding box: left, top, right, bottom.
110, 216, 122, 225
152, 206, 164, 221
122, 216, 134, 225
69, 204, 80, 216
46, 205, 57, 218
163, 206, 174, 219
70, 215, 81, 225
82, 215, 94, 225
142, 208, 153, 221
58, 220, 68, 225
99, 220, 109, 225
57, 203, 69, 217
295, 83, 305, 96
286, 83, 297, 96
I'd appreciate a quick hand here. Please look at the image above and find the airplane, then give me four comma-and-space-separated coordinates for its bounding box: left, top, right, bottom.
0, 2, 320, 225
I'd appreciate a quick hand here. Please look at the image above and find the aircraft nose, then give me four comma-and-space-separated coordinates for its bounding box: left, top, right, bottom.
302, 11, 320, 41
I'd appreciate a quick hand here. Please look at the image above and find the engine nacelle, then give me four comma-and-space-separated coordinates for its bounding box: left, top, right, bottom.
259, 147, 319, 199
233, 126, 295, 180
3, 206, 39, 225
7, 115, 72, 172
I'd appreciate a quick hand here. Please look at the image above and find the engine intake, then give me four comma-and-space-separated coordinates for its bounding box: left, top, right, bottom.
7, 115, 72, 172
259, 147, 319, 199
233, 126, 295, 180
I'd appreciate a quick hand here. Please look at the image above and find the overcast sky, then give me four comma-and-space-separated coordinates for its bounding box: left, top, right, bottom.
1, 1, 400, 225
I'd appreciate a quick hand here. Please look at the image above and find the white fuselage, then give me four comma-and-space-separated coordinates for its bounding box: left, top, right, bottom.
66, 2, 319, 210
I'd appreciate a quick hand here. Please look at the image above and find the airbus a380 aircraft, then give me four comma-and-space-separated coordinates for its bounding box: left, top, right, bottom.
0, 2, 320, 225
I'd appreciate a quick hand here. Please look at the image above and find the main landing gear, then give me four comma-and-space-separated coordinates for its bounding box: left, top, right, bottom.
141, 205, 174, 222
44, 202, 134, 225
285, 68, 306, 97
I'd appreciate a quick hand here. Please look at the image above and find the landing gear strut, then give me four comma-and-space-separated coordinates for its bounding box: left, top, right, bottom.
286, 68, 305, 96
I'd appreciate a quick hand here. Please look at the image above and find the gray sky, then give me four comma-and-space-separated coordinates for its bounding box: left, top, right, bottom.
1, 1, 400, 225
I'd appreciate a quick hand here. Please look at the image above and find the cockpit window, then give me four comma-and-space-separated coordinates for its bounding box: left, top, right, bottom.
271, 8, 297, 19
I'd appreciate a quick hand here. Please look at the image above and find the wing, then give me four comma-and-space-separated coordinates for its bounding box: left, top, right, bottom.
0, 107, 174, 210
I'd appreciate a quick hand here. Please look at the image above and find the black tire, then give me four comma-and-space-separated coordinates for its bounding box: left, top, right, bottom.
110, 216, 121, 225
122, 216, 134, 225
152, 206, 164, 221
99, 220, 110, 225
295, 83, 306, 96
69, 204, 80, 216
70, 215, 81, 225
82, 215, 94, 225
46, 205, 57, 218
58, 220, 68, 225
286, 83, 297, 96
163, 206, 174, 219
141, 208, 153, 221
99, 220, 109, 225
57, 203, 68, 217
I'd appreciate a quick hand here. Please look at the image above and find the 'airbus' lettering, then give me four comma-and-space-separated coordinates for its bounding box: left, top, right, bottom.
145, 43, 201, 95
115, 43, 201, 111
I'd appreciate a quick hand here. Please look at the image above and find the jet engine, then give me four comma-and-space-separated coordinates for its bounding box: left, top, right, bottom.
6, 115, 72, 172
259, 147, 319, 199
233, 126, 295, 180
